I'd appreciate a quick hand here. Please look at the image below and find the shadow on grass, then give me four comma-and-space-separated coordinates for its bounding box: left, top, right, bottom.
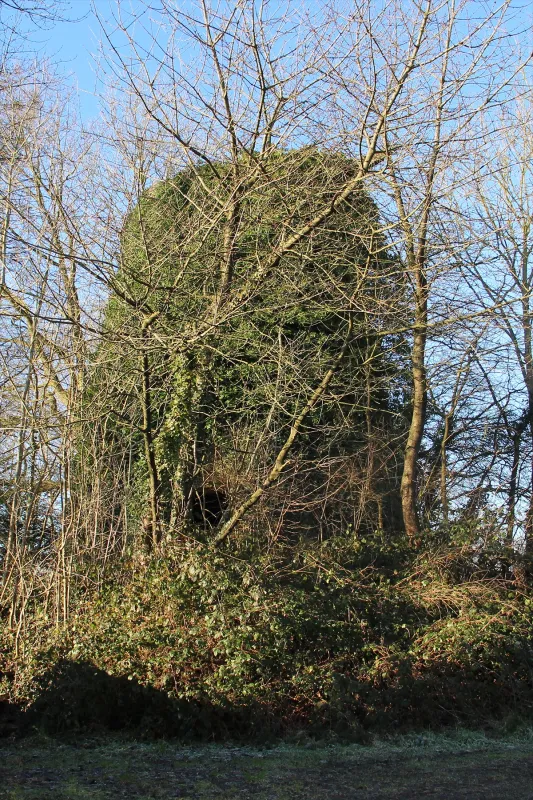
0, 694, 22, 738
7, 658, 284, 741
3, 655, 533, 742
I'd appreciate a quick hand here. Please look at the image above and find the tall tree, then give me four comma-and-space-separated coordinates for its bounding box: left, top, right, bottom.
459, 98, 533, 551
95, 0, 526, 543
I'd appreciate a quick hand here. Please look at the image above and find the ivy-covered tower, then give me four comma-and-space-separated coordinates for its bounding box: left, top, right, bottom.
93, 149, 407, 548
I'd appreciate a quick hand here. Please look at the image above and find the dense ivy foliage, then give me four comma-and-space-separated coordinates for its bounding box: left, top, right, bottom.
90, 149, 408, 542
2, 152, 531, 742
2, 531, 532, 739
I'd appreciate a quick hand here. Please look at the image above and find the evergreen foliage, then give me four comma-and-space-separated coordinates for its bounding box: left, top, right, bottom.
3, 152, 532, 743
92, 149, 407, 543
2, 531, 533, 739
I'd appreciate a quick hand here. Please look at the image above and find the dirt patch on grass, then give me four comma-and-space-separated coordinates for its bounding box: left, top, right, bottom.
1, 735, 533, 799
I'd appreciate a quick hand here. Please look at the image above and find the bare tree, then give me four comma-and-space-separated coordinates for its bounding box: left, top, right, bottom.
82, 0, 530, 548
458, 97, 533, 551
0, 65, 108, 626
1, 0, 531, 639
345, 0, 528, 539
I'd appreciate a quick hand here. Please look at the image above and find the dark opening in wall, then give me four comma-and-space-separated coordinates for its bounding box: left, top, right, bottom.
191, 488, 228, 527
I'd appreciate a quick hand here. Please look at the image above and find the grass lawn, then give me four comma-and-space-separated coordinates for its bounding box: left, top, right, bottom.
1, 729, 533, 799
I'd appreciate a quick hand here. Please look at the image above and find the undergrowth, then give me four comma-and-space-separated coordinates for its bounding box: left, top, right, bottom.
1, 528, 532, 741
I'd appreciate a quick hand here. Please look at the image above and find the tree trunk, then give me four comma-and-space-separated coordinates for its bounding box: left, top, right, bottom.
401, 318, 427, 540
141, 330, 161, 550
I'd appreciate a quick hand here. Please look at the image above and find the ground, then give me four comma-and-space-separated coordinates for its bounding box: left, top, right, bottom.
1, 730, 533, 799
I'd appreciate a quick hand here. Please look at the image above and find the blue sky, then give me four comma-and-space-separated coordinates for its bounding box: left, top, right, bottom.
20, 0, 533, 126
28, 0, 119, 121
